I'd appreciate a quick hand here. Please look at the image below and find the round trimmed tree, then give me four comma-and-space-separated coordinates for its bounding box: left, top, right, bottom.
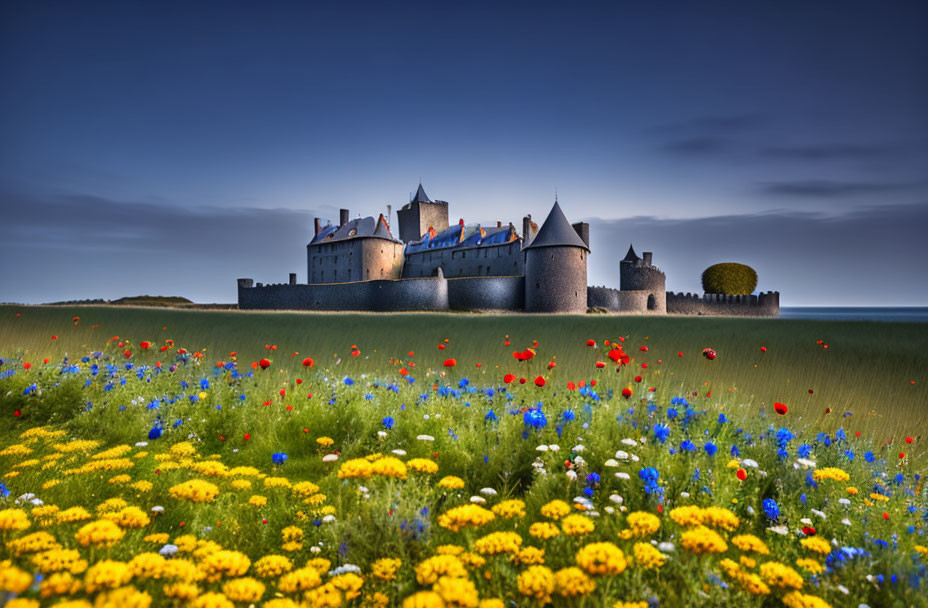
701, 263, 758, 295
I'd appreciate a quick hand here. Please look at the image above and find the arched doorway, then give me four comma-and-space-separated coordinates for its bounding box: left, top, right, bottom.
647, 294, 656, 311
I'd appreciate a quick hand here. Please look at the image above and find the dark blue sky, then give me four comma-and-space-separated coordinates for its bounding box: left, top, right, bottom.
2, 1, 926, 305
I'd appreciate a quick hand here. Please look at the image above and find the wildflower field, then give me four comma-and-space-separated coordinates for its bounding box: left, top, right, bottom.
1, 305, 927, 608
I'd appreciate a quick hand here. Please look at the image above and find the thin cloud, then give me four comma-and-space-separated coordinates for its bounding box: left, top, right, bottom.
757, 179, 917, 197
760, 143, 903, 161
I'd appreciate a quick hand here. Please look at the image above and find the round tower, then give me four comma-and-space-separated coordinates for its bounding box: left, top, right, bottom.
619, 244, 666, 313
523, 202, 589, 313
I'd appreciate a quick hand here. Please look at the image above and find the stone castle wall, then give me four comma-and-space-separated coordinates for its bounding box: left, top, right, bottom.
238, 275, 525, 312
402, 241, 523, 279
524, 247, 588, 313
588, 287, 664, 314
665, 291, 780, 317
307, 238, 404, 284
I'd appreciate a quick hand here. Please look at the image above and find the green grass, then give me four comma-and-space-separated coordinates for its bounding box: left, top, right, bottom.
2, 304, 926, 441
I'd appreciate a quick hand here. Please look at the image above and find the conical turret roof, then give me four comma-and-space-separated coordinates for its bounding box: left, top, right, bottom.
622, 244, 640, 263
411, 183, 431, 204
522, 201, 589, 251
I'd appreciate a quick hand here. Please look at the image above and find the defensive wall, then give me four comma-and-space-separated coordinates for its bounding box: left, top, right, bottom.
665, 291, 780, 317
402, 241, 523, 279
588, 287, 665, 314
237, 276, 524, 312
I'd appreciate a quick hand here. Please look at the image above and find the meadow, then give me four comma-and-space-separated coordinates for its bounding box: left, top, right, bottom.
0, 304, 926, 608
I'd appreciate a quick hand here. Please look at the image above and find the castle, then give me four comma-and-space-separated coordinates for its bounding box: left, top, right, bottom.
238, 184, 779, 316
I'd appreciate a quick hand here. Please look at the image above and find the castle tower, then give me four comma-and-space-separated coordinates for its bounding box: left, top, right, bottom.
619, 244, 666, 313
396, 183, 450, 243
523, 201, 589, 313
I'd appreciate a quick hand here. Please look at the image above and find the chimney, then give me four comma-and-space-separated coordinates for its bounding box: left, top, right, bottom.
339, 208, 349, 226
522, 215, 533, 246
289, 273, 297, 285
314, 218, 321, 235
642, 252, 653, 266
571, 222, 590, 249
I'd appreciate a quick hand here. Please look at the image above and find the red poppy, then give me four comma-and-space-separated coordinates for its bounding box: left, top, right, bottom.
519, 377, 527, 384
244, 433, 251, 441
296, 378, 303, 385
882, 512, 889, 520
547, 361, 556, 369
285, 405, 293, 411
351, 349, 360, 357
503, 373, 516, 383
905, 436, 914, 443
640, 363, 648, 369
476, 363, 482, 368
23, 362, 31, 370
586, 340, 596, 347
443, 359, 457, 367
648, 387, 656, 392
43, 358, 50, 364
595, 361, 606, 368
736, 468, 747, 481
302, 357, 314, 367
802, 526, 816, 535
513, 349, 536, 361
438, 344, 446, 350
399, 368, 409, 376
621, 387, 632, 399
607, 347, 629, 365
677, 352, 683, 357
566, 381, 576, 391
855, 431, 862, 438
760, 346, 767, 352
809, 389, 814, 394
639, 346, 648, 351
123, 349, 132, 358
14, 409, 21, 417
51, 335, 58, 340
899, 452, 906, 459
590, 379, 597, 386
259, 358, 271, 370
534, 376, 546, 387
504, 340, 510, 346
140, 341, 150, 349
774, 402, 788, 415
634, 375, 642, 383
279, 389, 286, 397
702, 348, 717, 360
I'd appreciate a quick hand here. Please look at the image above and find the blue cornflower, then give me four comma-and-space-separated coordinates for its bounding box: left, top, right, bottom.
667, 407, 678, 420
200, 378, 210, 390
762, 498, 780, 520
485, 409, 499, 422
523, 408, 547, 429
680, 439, 696, 452
148, 424, 163, 440
563, 409, 576, 422
272, 452, 288, 465
382, 416, 394, 429
653, 423, 670, 444
344, 377, 354, 386
704, 442, 718, 456
587, 472, 601, 484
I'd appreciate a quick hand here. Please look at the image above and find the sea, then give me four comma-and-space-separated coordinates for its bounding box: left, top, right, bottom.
780, 307, 928, 323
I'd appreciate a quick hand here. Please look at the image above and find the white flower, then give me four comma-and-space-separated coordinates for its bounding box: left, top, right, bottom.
604, 506, 615, 514
470, 496, 486, 504
795, 458, 817, 469
838, 498, 851, 506
423, 414, 429, 420
741, 458, 759, 469
536, 445, 549, 452
841, 518, 852, 526
18, 493, 35, 502
746, 506, 755, 516
391, 449, 407, 456
604, 459, 619, 468
630, 454, 640, 462
329, 564, 361, 576
572, 444, 585, 453
547, 444, 560, 452
767, 525, 789, 536
680, 492, 690, 499
358, 486, 369, 494
615, 450, 630, 460
322, 454, 339, 463
416, 435, 435, 442
811, 509, 826, 520
658, 542, 676, 553
573, 497, 594, 510
621, 438, 638, 447
159, 544, 178, 556
151, 506, 165, 514
800, 517, 813, 525
566, 470, 578, 481
480, 487, 497, 496
615, 472, 631, 480
322, 515, 336, 523
377, 431, 387, 438
135, 441, 148, 447
574, 455, 585, 466
609, 494, 623, 504
30, 498, 43, 506
310, 546, 321, 554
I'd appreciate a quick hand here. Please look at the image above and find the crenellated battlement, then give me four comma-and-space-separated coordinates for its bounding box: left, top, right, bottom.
666, 291, 779, 316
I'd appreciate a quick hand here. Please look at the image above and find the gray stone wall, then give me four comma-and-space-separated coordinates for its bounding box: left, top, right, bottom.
587, 287, 665, 314
666, 291, 779, 317
447, 276, 524, 311
620, 261, 666, 292
524, 246, 588, 313
307, 238, 403, 284
238, 277, 448, 312
397, 201, 450, 243
402, 241, 523, 279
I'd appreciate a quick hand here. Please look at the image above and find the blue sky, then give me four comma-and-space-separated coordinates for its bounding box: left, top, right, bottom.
1, 1, 926, 305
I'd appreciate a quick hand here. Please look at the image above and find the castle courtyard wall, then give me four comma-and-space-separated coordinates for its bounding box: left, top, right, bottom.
447, 276, 524, 311
665, 291, 779, 317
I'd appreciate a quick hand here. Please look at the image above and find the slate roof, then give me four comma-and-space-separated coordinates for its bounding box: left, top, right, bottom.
309, 214, 401, 245
622, 244, 640, 263
405, 223, 519, 254
522, 202, 589, 251
411, 183, 431, 204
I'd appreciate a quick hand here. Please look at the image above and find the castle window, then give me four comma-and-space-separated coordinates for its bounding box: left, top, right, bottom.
647, 294, 656, 310
334, 270, 338, 281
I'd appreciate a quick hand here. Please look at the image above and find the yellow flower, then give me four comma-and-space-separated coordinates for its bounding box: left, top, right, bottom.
169, 479, 220, 503
514, 546, 546, 565
277, 567, 322, 593
782, 591, 833, 608
222, 577, 265, 603
292, 481, 321, 497
575, 542, 627, 575
796, 558, 825, 574
402, 591, 445, 608
719, 558, 770, 595
416, 555, 468, 585
561, 513, 595, 536
93, 585, 152, 608
433, 575, 479, 608
231, 479, 252, 491
490, 499, 526, 519
732, 534, 770, 555
478, 600, 505, 608
192, 592, 235, 608
83, 560, 132, 593
6, 599, 40, 608
847, 487, 858, 495
438, 475, 465, 490
668, 505, 703, 527
0, 508, 31, 531
31, 548, 87, 575
759, 561, 804, 590
540, 500, 572, 520
249, 495, 268, 507
800, 537, 831, 555
75, 519, 125, 547
518, 566, 555, 603
306, 558, 332, 575
163, 582, 200, 601
680, 526, 727, 554
202, 550, 251, 582
438, 504, 495, 532
338, 458, 373, 479
632, 542, 667, 569
128, 553, 167, 579
8, 531, 60, 556
372, 558, 402, 580
316, 436, 334, 446
528, 522, 560, 539
619, 511, 659, 538
473, 531, 523, 555
254, 555, 293, 578
263, 476, 291, 489
0, 561, 32, 593
0, 444, 33, 456
812, 467, 850, 482
132, 480, 154, 492
554, 567, 596, 597
163, 558, 203, 583
331, 572, 364, 601
371, 456, 408, 479
407, 458, 439, 474
103, 506, 151, 528
701, 506, 740, 531
614, 603, 649, 608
